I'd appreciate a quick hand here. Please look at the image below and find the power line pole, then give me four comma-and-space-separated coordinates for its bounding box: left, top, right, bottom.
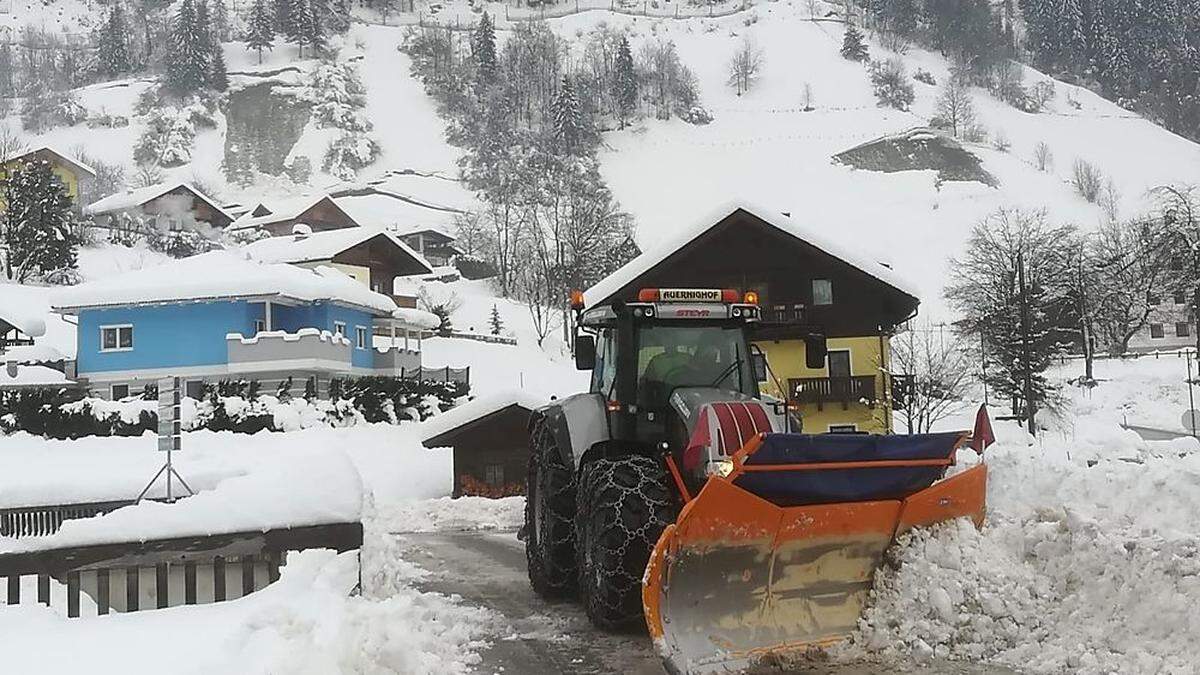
1017, 248, 1037, 436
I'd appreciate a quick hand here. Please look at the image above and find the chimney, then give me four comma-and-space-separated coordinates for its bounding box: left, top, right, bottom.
292, 222, 313, 240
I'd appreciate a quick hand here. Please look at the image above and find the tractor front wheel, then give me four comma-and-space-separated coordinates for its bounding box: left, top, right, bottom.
575, 455, 676, 630
525, 418, 578, 599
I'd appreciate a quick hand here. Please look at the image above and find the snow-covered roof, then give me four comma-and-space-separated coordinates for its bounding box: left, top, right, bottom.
0, 146, 96, 177
241, 226, 433, 273
0, 294, 47, 337
392, 307, 442, 330
583, 200, 921, 308
51, 251, 399, 315
84, 181, 231, 219
0, 363, 72, 388
419, 391, 550, 446
227, 195, 356, 231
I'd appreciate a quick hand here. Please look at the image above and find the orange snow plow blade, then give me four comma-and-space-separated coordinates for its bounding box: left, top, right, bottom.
643, 433, 986, 675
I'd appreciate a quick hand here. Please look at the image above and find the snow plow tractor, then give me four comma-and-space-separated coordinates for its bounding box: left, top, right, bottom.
523, 287, 987, 674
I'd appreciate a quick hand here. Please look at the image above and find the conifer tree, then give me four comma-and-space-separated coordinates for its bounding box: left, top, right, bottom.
166, 0, 210, 94
213, 0, 231, 41
489, 304, 504, 335
553, 75, 581, 154
291, 0, 324, 58
841, 25, 868, 62
96, 3, 133, 78
472, 12, 497, 86
0, 160, 80, 283
274, 0, 296, 37
246, 0, 276, 64
614, 36, 637, 127
195, 0, 215, 81
210, 45, 229, 91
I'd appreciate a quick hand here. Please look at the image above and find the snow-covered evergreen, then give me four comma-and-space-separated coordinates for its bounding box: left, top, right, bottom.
246, 0, 276, 64
0, 160, 80, 283
166, 0, 210, 95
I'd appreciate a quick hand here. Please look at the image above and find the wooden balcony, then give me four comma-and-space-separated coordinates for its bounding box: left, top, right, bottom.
789, 375, 878, 410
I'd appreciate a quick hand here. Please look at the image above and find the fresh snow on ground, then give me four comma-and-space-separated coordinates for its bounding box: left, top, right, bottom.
0, 529, 499, 674
382, 495, 525, 533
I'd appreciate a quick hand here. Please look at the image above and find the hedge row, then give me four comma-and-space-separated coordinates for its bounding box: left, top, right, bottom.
0, 376, 470, 439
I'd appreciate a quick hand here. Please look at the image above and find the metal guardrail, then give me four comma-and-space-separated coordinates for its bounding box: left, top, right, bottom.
0, 500, 138, 539
442, 330, 518, 346
400, 365, 471, 384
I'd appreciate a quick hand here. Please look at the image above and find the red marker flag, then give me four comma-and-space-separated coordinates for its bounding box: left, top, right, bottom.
971, 404, 995, 454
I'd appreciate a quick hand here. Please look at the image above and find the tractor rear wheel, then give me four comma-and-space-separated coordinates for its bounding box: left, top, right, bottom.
525, 418, 577, 598
575, 455, 676, 630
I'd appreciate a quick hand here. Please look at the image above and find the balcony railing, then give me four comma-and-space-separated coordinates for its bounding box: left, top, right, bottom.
226, 329, 352, 372
789, 375, 877, 410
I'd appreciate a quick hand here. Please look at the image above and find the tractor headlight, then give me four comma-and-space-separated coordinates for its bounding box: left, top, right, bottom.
707, 459, 734, 477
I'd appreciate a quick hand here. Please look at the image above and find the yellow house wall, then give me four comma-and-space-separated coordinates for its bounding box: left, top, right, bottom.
296, 261, 372, 288
755, 335, 892, 434
0, 160, 83, 211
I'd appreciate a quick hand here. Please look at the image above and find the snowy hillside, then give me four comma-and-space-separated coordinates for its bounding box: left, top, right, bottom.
575, 6, 1200, 317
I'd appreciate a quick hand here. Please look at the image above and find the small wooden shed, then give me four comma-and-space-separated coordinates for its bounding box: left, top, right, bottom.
420, 393, 546, 497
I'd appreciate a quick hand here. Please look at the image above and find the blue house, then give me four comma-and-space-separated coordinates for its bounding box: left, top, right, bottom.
53, 251, 440, 400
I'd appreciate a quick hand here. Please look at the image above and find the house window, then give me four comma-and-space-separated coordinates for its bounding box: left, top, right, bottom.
484, 463, 504, 487
828, 424, 859, 434
812, 279, 833, 306
1151, 323, 1165, 338
1171, 256, 1184, 271
100, 325, 133, 351
185, 380, 205, 400
333, 321, 346, 338
1177, 322, 1191, 338
1175, 291, 1188, 305
254, 319, 265, 334
355, 326, 367, 349
111, 384, 130, 400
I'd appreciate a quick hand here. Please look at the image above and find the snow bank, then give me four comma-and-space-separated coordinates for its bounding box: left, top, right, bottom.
380, 496, 525, 533
0, 523, 499, 675
854, 433, 1200, 674
0, 423, 453, 518
0, 446, 363, 553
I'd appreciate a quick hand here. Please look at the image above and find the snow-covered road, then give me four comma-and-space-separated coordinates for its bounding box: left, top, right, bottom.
390, 529, 1019, 675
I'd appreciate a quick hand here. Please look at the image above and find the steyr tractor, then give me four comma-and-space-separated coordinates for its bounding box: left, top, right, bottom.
523, 287, 988, 675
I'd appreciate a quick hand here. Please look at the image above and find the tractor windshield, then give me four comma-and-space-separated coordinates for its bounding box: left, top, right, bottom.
636, 324, 755, 408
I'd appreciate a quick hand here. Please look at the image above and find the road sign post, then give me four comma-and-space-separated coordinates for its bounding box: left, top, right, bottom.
137, 377, 195, 503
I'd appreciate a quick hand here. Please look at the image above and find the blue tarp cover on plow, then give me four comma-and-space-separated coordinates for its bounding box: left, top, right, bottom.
731, 432, 964, 506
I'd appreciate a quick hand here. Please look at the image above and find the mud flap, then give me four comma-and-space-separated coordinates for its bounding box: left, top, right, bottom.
643, 465, 988, 675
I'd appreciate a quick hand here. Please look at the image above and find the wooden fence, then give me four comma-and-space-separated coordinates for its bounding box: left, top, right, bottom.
0, 521, 362, 617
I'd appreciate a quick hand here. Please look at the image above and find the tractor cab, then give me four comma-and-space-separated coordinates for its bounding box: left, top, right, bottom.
574, 289, 763, 435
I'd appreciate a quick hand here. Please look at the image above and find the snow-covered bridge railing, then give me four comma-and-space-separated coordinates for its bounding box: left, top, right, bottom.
0, 522, 362, 617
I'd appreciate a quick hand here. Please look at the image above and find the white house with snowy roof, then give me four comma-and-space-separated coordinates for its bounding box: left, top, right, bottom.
240, 226, 433, 302
226, 195, 361, 237
84, 181, 234, 233
51, 251, 441, 400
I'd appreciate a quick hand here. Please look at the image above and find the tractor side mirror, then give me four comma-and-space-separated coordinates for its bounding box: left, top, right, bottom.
575, 334, 596, 371
804, 334, 828, 370
751, 353, 768, 382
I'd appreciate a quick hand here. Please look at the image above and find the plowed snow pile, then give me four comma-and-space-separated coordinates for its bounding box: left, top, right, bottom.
854, 431, 1200, 674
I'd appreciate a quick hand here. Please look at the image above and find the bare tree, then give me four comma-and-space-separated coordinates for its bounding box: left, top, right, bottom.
935, 74, 978, 140
890, 325, 973, 434
0, 124, 26, 161
727, 36, 764, 96
1033, 141, 1053, 172
1089, 218, 1170, 356
1072, 158, 1104, 202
